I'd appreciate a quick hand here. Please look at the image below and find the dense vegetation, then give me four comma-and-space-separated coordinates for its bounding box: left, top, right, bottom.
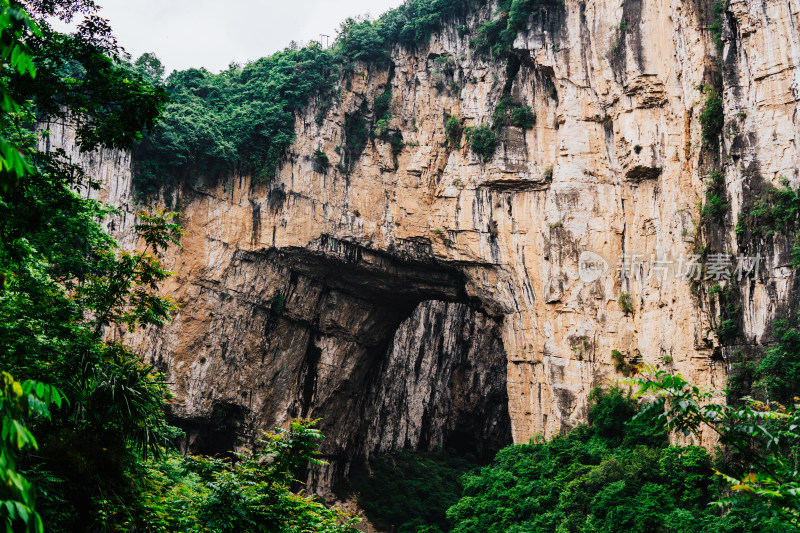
133, 0, 482, 191
134, 45, 339, 190
446, 388, 774, 533
346, 388, 791, 533
0, 1, 358, 531
119, 420, 358, 532
734, 178, 800, 402
346, 449, 479, 533
133, 0, 565, 189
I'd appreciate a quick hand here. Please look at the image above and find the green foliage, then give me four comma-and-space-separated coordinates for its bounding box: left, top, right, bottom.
17, 5, 168, 153
271, 290, 286, 315
632, 368, 800, 530
0, 0, 38, 192
755, 312, 800, 402
445, 115, 462, 148
618, 292, 634, 315
0, 1, 185, 527
609, 19, 629, 57
699, 85, 724, 146
610, 349, 639, 377
373, 88, 392, 121
491, 94, 535, 130
134, 52, 165, 82
313, 149, 330, 173
470, 0, 563, 59
134, 0, 563, 188
135, 44, 338, 189
709, 1, 727, 53
447, 388, 755, 533
702, 194, 728, 220
738, 177, 800, 238
510, 106, 536, 129
343, 104, 370, 172
464, 124, 497, 160
372, 87, 394, 139
701, 170, 728, 221
346, 449, 477, 532
124, 420, 359, 532
0, 372, 64, 533
0, 177, 182, 525
589, 387, 666, 446
342, 0, 472, 52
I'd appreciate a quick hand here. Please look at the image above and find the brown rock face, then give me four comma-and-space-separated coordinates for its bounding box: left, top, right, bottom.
42, 0, 800, 488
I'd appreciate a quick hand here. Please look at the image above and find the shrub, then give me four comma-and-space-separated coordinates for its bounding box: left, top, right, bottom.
709, 0, 727, 53
445, 115, 462, 148
343, 106, 370, 171
619, 292, 634, 315
611, 349, 639, 377
510, 106, 536, 129
699, 85, 723, 146
701, 170, 728, 221
134, 421, 359, 531
739, 177, 800, 238
464, 125, 497, 160
374, 118, 390, 137
491, 95, 535, 130
313, 149, 330, 172
271, 291, 286, 314
755, 313, 800, 402
373, 88, 392, 121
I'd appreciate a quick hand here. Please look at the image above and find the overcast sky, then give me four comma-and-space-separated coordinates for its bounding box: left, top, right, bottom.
79, 0, 406, 74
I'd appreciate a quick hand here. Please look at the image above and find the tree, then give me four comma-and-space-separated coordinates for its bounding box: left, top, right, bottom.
632, 367, 800, 530
446, 388, 758, 533
134, 51, 165, 82
0, 0, 37, 192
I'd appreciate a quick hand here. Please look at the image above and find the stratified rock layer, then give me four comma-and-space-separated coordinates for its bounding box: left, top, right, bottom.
42, 0, 800, 484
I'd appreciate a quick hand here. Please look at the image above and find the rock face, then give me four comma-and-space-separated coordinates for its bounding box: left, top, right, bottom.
42, 0, 800, 490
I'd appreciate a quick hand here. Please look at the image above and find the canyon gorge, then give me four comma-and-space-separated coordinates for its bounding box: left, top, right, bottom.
41, 0, 800, 501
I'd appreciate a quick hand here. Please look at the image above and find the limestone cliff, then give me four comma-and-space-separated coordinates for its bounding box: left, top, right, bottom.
42, 0, 800, 494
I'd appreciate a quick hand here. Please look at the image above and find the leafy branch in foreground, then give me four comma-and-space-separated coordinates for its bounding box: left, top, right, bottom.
630, 367, 800, 530
80, 208, 183, 339
0, 372, 65, 533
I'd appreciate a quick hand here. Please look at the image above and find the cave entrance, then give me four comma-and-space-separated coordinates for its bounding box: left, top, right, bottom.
270, 239, 512, 483
167, 237, 512, 486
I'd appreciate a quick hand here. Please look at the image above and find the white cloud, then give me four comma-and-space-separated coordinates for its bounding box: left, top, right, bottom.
90, 0, 405, 74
